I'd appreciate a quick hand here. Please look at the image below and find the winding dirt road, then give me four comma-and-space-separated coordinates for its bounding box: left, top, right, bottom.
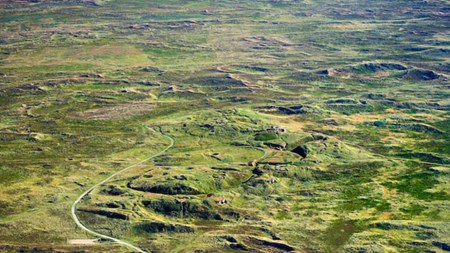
71, 127, 174, 253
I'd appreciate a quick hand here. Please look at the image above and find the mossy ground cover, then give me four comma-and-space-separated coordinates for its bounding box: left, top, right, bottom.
0, 0, 449, 252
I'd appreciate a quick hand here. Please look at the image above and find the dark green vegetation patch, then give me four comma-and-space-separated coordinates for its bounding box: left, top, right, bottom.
0, 0, 449, 252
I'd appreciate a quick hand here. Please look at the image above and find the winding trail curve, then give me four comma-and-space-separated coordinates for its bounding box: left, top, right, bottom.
71, 127, 174, 253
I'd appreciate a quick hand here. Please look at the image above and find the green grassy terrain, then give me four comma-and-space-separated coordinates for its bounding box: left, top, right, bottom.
0, 0, 449, 252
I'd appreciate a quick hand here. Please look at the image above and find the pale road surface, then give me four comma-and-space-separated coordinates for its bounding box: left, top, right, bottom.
71, 127, 174, 253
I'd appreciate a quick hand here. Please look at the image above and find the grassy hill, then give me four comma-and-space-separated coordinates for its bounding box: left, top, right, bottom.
0, 0, 449, 252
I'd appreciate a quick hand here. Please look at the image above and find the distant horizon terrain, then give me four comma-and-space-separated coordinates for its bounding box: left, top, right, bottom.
0, 0, 449, 252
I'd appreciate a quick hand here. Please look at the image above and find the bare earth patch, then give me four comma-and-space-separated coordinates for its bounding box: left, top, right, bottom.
69, 239, 98, 245
72, 102, 155, 120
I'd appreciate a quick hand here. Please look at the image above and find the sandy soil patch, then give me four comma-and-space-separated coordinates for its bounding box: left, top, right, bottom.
69, 239, 98, 245
72, 102, 155, 120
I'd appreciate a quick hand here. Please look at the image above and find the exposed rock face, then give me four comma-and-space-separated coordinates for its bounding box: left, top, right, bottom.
78, 208, 128, 220
292, 145, 309, 158
173, 175, 187, 180
252, 167, 264, 176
